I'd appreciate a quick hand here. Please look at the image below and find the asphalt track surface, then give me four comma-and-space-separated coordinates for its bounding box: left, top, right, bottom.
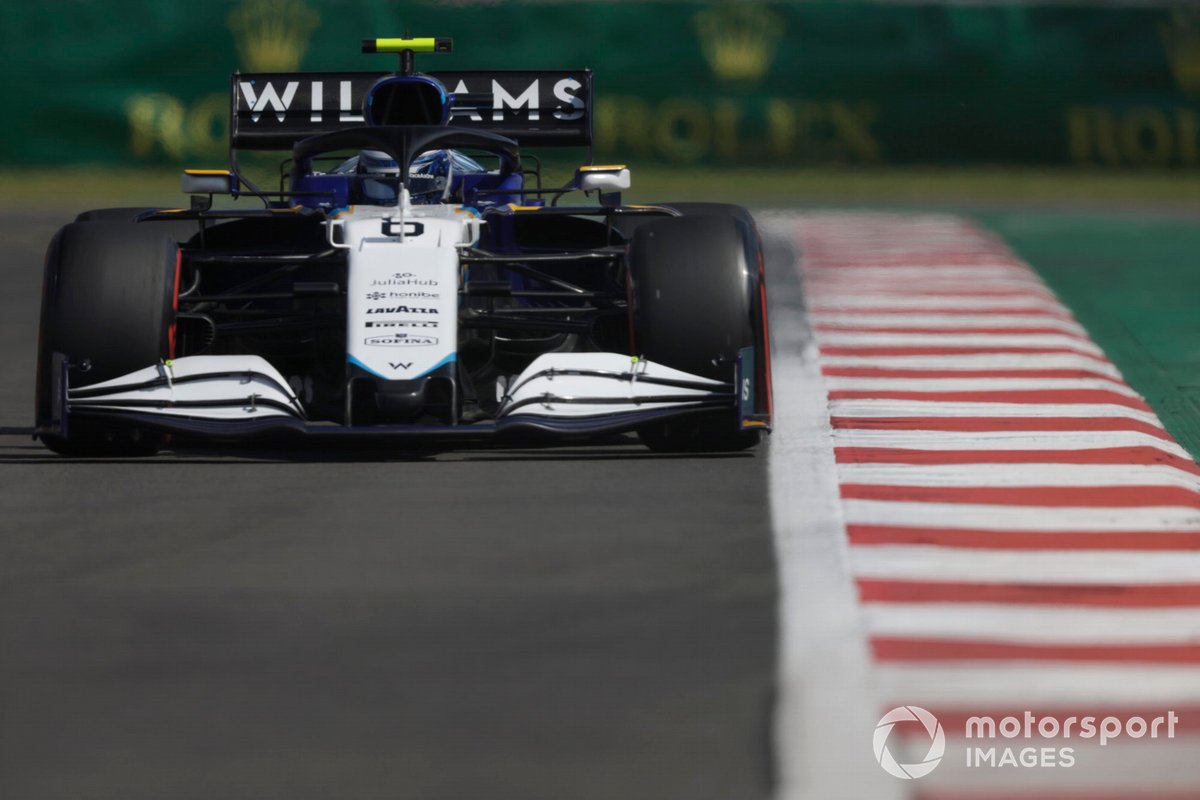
0, 211, 780, 800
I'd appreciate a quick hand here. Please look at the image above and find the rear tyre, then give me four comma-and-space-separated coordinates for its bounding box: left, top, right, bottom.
655, 202, 759, 234
628, 214, 762, 452
36, 221, 180, 456
75, 208, 201, 245
612, 201, 760, 244
75, 207, 158, 222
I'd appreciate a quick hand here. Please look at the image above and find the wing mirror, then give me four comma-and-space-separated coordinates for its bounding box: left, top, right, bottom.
181, 169, 235, 195
576, 165, 630, 193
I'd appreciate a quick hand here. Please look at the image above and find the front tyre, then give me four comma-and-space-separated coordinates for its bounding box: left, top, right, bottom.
36, 222, 181, 456
628, 214, 762, 452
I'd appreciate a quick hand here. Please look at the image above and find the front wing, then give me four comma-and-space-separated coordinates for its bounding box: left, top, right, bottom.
38, 350, 769, 444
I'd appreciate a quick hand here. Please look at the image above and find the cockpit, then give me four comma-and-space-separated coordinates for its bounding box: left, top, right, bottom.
292, 143, 528, 209
320, 148, 501, 206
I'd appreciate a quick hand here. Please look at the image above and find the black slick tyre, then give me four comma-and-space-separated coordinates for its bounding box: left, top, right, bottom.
627, 214, 761, 452
74, 207, 158, 223
36, 221, 180, 456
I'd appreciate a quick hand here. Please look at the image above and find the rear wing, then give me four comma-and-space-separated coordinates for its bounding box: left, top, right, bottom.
230, 70, 593, 151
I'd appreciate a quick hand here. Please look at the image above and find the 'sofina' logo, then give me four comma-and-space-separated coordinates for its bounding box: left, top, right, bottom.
874, 706, 946, 779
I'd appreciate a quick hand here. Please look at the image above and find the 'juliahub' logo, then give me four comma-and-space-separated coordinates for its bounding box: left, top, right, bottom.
874, 707, 1180, 779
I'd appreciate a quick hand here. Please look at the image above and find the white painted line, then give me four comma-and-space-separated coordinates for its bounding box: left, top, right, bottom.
875, 662, 1200, 705
836, 463, 1200, 489
804, 229, 1000, 237
811, 260, 1036, 268
862, 603, 1200, 645
828, 400, 1164, 428
811, 313, 1087, 333
807, 254, 1034, 263
824, 377, 1141, 396
804, 225, 1005, 237
822, 353, 1123, 377
852, 546, 1200, 584
762, 218, 904, 800
808, 260, 1037, 269
807, 272, 1052, 283
832, 429, 1189, 458
811, 292, 1065, 309
805, 260, 1037, 270
843, 501, 1200, 532
811, 280, 1056, 292
816, 331, 1103, 353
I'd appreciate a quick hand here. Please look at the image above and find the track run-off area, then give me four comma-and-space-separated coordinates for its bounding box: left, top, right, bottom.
766, 211, 1200, 799
3, 207, 1200, 798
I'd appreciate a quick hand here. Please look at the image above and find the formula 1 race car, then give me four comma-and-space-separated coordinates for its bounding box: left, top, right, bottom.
35, 37, 772, 455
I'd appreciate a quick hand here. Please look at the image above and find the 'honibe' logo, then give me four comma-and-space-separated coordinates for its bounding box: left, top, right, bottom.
874, 706, 945, 780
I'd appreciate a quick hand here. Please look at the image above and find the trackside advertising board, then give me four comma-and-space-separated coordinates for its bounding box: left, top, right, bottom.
3, 0, 1200, 168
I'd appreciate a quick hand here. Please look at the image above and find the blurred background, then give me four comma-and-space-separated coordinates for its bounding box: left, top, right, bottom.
3, 4, 1200, 800
4, 0, 1200, 208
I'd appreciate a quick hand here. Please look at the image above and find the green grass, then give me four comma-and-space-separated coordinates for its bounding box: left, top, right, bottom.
982, 211, 1200, 461
628, 166, 1200, 209
5, 164, 1200, 211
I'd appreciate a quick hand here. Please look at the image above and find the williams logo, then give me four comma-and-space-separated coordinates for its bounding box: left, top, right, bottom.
236, 75, 586, 127
366, 306, 438, 315
365, 335, 438, 347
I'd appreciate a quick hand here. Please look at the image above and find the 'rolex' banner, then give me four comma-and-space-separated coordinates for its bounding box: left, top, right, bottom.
3, 1, 1200, 168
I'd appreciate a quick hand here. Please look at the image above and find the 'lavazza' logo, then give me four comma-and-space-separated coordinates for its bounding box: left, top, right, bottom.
874, 706, 945, 780
366, 305, 438, 315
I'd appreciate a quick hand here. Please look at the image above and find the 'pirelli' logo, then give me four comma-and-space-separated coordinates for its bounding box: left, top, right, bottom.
364, 320, 438, 329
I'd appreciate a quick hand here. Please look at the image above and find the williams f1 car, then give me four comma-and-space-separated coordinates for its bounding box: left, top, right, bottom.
35, 37, 772, 455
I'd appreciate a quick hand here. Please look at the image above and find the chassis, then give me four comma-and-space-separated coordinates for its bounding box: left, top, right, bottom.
35, 38, 772, 455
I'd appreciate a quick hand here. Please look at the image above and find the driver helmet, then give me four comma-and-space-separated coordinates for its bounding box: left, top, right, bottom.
355, 149, 400, 203
356, 149, 399, 176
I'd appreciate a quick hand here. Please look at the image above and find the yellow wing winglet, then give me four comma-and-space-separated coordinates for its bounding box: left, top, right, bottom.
362, 38, 452, 54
